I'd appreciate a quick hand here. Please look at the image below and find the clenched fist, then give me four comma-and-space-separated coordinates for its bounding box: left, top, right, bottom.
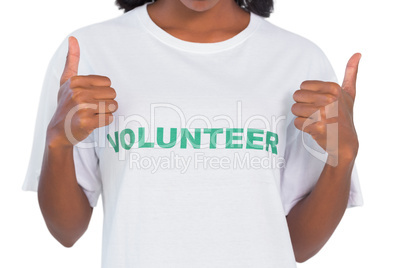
47, 36, 118, 147
291, 53, 361, 166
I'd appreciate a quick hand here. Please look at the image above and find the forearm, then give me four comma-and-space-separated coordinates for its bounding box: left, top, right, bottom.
37, 133, 93, 247
286, 155, 355, 263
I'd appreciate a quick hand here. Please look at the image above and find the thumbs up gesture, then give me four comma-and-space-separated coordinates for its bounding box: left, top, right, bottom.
291, 53, 361, 166
47, 36, 118, 147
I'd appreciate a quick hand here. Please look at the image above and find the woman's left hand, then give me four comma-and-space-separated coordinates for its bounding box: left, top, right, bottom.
291, 53, 362, 166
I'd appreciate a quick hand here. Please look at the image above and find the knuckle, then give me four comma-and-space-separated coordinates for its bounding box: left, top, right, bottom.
78, 117, 90, 129
111, 100, 118, 111
105, 100, 118, 113
300, 80, 310, 89
71, 90, 84, 103
329, 82, 341, 95
291, 103, 298, 114
74, 116, 83, 129
110, 87, 117, 99
315, 121, 326, 133
88, 75, 111, 86
76, 108, 88, 118
69, 76, 81, 88
293, 117, 302, 130
293, 90, 301, 101
325, 94, 337, 104
101, 76, 112, 86
103, 87, 117, 99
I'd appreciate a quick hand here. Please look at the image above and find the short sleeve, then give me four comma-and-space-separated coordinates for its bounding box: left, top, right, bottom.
21, 35, 102, 208
279, 45, 364, 216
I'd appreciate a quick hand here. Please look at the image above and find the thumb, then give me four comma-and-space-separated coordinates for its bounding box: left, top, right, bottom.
341, 52, 362, 100
60, 36, 80, 86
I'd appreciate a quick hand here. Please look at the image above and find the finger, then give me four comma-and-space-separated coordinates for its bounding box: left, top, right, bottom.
94, 114, 115, 128
293, 89, 337, 106
60, 36, 80, 86
294, 116, 328, 137
90, 87, 117, 100
300, 80, 323, 91
300, 80, 341, 94
86, 75, 112, 87
69, 75, 112, 88
303, 121, 326, 137
77, 100, 118, 114
291, 103, 321, 118
294, 116, 315, 132
94, 100, 118, 114
341, 53, 362, 100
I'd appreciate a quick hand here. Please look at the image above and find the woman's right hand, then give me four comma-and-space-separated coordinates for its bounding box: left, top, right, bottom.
47, 36, 118, 147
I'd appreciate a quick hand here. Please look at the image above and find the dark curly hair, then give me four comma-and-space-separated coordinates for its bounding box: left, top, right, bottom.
115, 0, 274, 18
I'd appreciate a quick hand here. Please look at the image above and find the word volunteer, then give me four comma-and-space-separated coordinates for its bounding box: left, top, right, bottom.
107, 127, 279, 153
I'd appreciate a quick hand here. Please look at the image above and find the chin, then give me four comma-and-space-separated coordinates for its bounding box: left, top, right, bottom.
180, 0, 219, 12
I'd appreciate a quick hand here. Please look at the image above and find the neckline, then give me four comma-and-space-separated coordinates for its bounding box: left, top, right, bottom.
135, 2, 262, 53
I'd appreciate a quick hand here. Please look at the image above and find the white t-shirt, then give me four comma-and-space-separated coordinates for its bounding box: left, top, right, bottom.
22, 2, 363, 267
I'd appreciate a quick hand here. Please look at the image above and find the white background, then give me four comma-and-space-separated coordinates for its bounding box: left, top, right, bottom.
1, 0, 400, 267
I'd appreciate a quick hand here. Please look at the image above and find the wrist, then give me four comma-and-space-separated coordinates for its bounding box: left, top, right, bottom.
327, 147, 357, 168
46, 127, 74, 149
339, 143, 359, 161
